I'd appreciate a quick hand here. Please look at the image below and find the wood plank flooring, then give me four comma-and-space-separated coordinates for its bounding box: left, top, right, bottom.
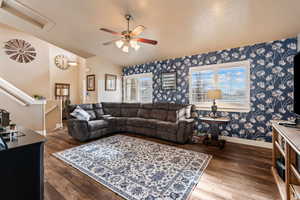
44, 128, 280, 200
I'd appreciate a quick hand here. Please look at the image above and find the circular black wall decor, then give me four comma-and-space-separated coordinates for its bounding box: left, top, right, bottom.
3, 39, 37, 63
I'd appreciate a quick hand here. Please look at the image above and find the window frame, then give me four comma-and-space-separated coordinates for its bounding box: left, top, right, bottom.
189, 60, 251, 113
123, 73, 153, 103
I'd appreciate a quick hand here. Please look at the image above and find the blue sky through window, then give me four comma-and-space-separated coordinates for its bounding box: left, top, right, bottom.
191, 66, 247, 104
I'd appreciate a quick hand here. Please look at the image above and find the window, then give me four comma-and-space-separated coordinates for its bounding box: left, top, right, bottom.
123, 73, 153, 103
189, 61, 250, 112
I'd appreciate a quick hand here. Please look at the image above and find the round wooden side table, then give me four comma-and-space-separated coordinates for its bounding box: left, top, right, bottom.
200, 117, 230, 149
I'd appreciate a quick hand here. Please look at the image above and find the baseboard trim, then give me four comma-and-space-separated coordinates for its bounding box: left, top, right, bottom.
55, 123, 63, 130
220, 136, 272, 149
35, 130, 46, 136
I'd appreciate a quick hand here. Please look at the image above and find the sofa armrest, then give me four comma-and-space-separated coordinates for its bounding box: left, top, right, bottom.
66, 119, 90, 142
179, 118, 194, 124
102, 114, 112, 119
177, 118, 195, 144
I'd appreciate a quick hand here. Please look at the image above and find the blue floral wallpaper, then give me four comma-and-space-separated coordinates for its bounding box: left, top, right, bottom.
123, 38, 298, 142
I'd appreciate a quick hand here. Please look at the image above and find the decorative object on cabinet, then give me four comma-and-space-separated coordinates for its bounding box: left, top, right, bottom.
105, 74, 117, 91
161, 72, 176, 90
3, 39, 36, 63
54, 54, 78, 70
87, 74, 96, 91
0, 109, 10, 128
33, 94, 46, 100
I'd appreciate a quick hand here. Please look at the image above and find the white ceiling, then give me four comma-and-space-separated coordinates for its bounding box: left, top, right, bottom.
1, 0, 300, 66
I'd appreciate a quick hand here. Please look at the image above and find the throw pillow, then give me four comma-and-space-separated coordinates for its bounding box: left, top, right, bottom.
70, 106, 91, 121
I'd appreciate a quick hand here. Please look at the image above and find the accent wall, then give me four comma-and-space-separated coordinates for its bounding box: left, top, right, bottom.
123, 38, 297, 142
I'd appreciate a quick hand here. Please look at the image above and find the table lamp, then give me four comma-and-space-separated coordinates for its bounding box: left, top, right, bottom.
207, 89, 222, 118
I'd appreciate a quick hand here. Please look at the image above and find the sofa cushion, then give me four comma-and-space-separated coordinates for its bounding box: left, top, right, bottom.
150, 109, 168, 121
92, 103, 104, 119
94, 109, 104, 119
141, 103, 153, 109
88, 120, 109, 131
127, 126, 156, 137
167, 107, 186, 122
68, 105, 77, 113
86, 110, 97, 120
70, 106, 91, 121
102, 102, 121, 116
121, 103, 141, 108
156, 121, 178, 133
168, 103, 184, 110
121, 103, 140, 117
127, 118, 157, 129
137, 108, 151, 119
185, 105, 192, 118
153, 103, 169, 110
93, 103, 102, 109
115, 117, 127, 126
78, 104, 93, 110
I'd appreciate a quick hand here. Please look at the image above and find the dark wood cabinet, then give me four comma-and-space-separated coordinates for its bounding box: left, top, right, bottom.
0, 128, 46, 200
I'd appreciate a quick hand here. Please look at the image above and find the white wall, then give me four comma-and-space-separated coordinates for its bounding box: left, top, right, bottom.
49, 44, 86, 104
0, 24, 88, 132
86, 56, 122, 103
0, 92, 45, 131
0, 24, 50, 98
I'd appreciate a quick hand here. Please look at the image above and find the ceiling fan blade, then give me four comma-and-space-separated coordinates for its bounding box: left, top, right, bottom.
135, 38, 158, 45
99, 28, 122, 35
102, 39, 119, 46
131, 25, 146, 36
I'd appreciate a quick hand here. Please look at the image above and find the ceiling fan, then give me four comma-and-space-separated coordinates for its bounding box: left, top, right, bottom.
100, 14, 158, 53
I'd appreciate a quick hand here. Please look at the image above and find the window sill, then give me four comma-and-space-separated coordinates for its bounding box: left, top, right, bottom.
195, 106, 250, 113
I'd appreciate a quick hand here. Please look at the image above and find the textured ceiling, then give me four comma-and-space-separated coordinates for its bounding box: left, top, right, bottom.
1, 0, 300, 66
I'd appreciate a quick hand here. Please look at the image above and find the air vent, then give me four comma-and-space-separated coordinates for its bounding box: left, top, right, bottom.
0, 0, 54, 30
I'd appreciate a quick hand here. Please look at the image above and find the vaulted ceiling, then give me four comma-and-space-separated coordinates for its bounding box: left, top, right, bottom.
1, 0, 300, 66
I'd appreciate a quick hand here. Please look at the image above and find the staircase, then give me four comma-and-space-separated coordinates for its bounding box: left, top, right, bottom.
45, 99, 63, 132
0, 77, 50, 135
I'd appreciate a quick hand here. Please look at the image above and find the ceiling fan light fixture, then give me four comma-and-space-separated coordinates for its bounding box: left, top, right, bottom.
122, 45, 129, 53
130, 40, 138, 48
100, 14, 157, 53
134, 44, 140, 51
115, 40, 124, 48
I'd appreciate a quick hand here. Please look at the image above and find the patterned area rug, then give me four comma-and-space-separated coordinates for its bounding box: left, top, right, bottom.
54, 135, 211, 200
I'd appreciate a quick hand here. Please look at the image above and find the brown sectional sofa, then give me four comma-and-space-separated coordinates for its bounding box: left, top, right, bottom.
66, 102, 194, 144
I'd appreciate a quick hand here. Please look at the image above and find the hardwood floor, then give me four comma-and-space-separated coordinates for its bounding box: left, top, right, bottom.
44, 128, 280, 200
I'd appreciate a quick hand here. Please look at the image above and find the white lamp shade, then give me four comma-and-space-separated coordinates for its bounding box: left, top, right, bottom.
134, 44, 140, 51
207, 89, 222, 99
122, 45, 129, 53
115, 40, 124, 48
130, 40, 137, 48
